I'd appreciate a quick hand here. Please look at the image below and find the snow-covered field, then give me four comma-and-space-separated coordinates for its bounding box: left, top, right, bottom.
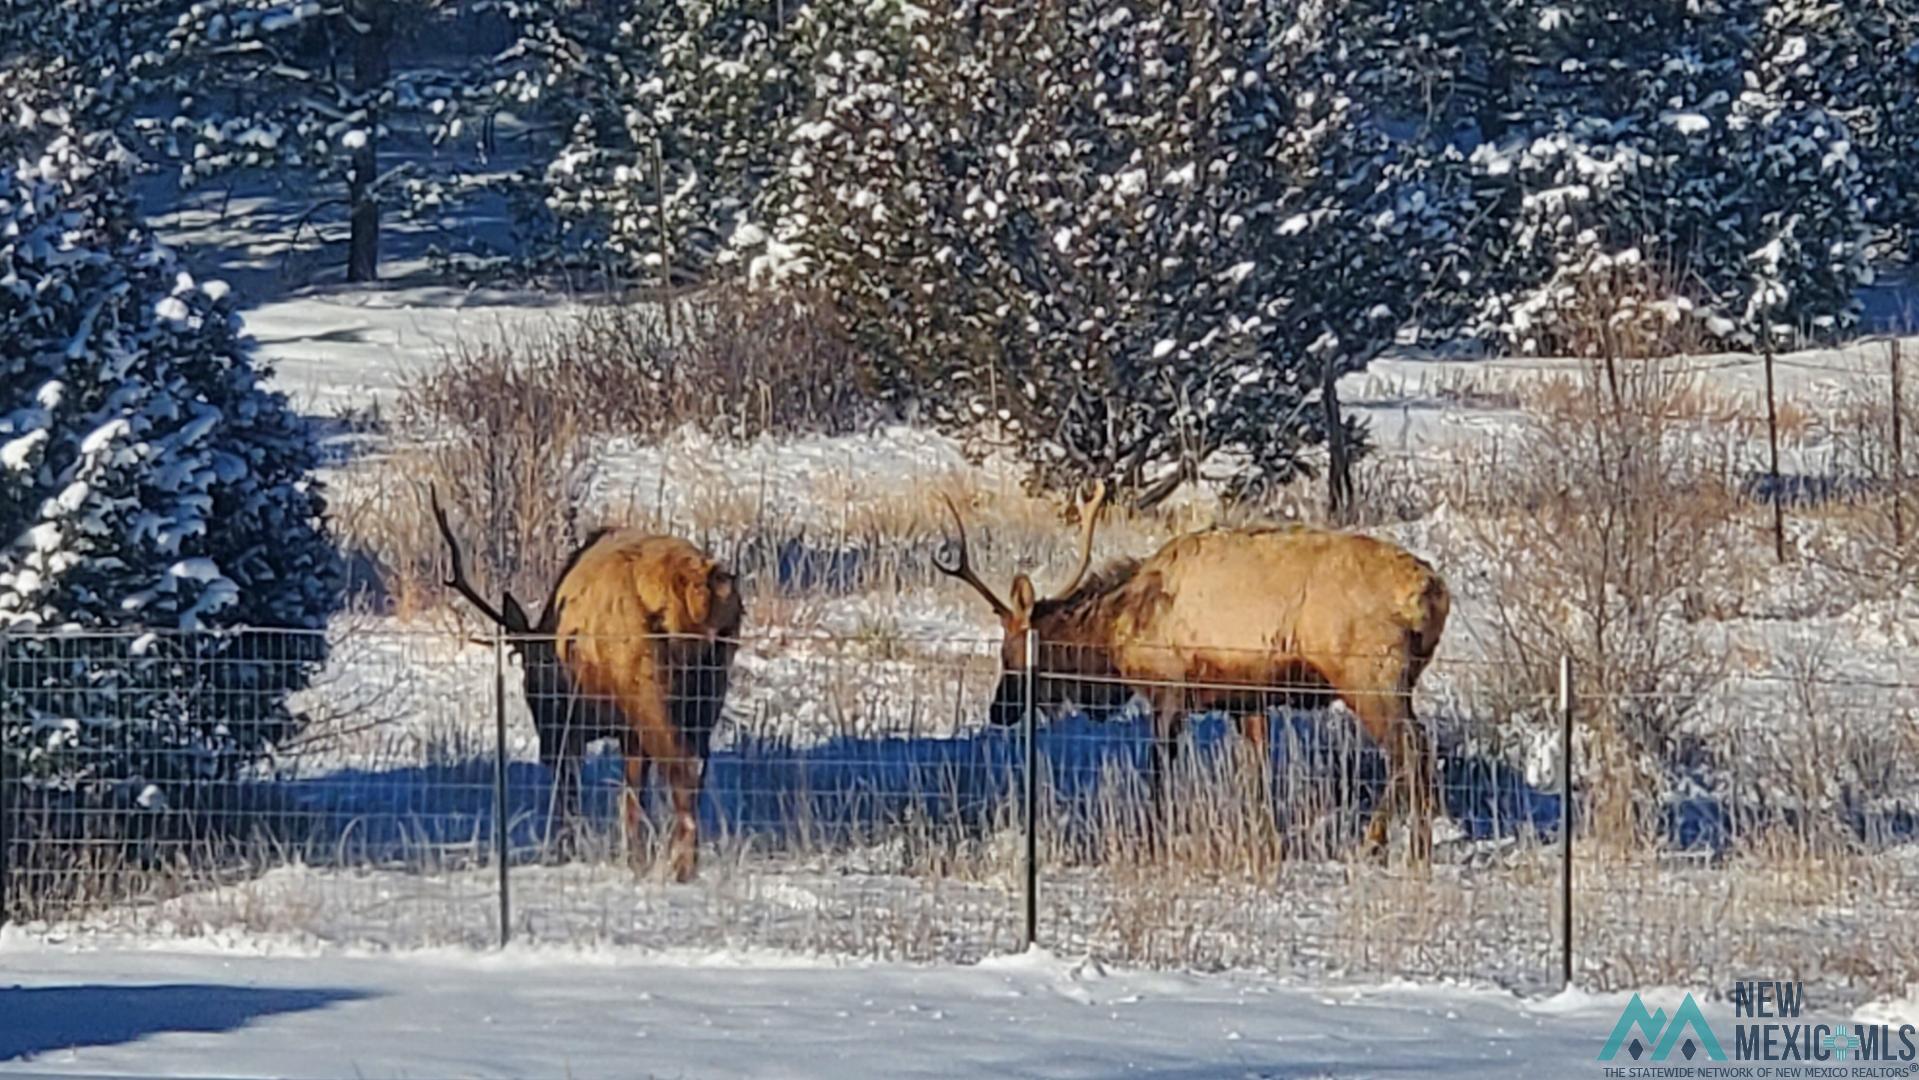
11, 930, 1874, 1080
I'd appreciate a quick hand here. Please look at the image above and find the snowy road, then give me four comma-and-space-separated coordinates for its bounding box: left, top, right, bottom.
0, 937, 1738, 1079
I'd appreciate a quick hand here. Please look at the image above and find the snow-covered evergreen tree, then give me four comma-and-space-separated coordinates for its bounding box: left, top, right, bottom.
142, 0, 492, 282
1735, 10, 1875, 346
1466, 0, 1871, 353
1265, 0, 1483, 510
0, 0, 177, 161
751, 0, 1472, 506
1754, 0, 1917, 265
502, 0, 796, 285
1, 135, 340, 818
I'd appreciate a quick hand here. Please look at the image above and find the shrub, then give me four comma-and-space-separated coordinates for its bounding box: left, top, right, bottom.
1459, 358, 1751, 848
347, 286, 875, 618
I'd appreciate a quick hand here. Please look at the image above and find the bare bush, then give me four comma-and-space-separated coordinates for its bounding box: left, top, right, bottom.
1459, 358, 1753, 849
396, 343, 596, 619
328, 287, 883, 619
472, 285, 879, 444
1508, 254, 1725, 364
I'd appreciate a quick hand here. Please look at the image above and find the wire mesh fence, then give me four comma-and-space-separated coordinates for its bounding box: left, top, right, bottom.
2, 624, 1915, 997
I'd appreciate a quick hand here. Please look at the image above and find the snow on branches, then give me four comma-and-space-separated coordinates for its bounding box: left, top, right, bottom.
747, 0, 1472, 505
143, 0, 495, 281
1, 136, 340, 806
501, 0, 796, 283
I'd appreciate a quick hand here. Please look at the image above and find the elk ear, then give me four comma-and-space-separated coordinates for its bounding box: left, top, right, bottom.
706, 565, 738, 605
501, 593, 533, 636
1009, 573, 1037, 616
680, 561, 716, 631
702, 565, 739, 639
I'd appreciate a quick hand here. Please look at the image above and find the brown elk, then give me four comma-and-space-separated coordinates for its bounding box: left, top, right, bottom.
429, 488, 744, 882
936, 482, 1450, 864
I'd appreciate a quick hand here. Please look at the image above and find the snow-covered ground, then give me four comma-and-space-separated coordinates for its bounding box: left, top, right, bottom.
2, 932, 1840, 1080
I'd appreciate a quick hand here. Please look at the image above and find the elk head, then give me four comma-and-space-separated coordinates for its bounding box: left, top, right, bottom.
935, 480, 1111, 725
429, 486, 579, 767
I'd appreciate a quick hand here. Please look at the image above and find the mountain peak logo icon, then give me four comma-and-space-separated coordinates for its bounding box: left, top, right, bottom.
1598, 993, 1727, 1062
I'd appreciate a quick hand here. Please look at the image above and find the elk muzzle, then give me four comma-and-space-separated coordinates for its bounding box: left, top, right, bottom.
989, 673, 1030, 727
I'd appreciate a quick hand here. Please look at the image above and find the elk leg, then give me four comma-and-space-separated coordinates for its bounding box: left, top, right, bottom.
619, 746, 653, 866
1401, 710, 1437, 867
548, 754, 584, 863
1236, 709, 1280, 860
1353, 697, 1436, 870
611, 667, 702, 881
540, 706, 584, 861
1142, 691, 1186, 856
641, 737, 702, 885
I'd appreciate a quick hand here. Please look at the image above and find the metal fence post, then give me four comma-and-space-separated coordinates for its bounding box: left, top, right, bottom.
1558, 653, 1575, 991
1022, 628, 1039, 950
1763, 345, 1786, 563
1892, 339, 1905, 551
0, 629, 10, 932
493, 625, 512, 949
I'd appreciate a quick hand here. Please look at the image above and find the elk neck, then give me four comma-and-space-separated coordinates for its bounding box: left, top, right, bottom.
1026, 557, 1148, 674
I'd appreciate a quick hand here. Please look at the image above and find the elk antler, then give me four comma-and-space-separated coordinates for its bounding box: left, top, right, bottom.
1049, 478, 1108, 601
933, 492, 1013, 618
428, 484, 514, 630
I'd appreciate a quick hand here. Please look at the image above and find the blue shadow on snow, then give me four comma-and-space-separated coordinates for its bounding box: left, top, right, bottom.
280, 704, 1589, 864
0, 984, 369, 1062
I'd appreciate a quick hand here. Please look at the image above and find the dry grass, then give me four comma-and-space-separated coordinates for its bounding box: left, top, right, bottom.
329, 286, 891, 624
1515, 255, 1725, 362
1798, 352, 1918, 586
1437, 357, 1758, 850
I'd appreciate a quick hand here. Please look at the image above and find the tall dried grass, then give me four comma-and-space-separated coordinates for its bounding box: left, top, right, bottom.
330, 287, 886, 623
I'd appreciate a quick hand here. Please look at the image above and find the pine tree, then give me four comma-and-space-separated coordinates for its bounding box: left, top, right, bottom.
752, 0, 1473, 506
143, 0, 491, 282
1755, 0, 1917, 265
1465, 0, 1871, 353
1737, 4, 1875, 345
1, 135, 340, 828
0, 0, 177, 161
502, 0, 797, 286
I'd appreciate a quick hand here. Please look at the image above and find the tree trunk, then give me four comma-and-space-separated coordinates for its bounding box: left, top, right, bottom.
347, 162, 378, 283
346, 1, 393, 283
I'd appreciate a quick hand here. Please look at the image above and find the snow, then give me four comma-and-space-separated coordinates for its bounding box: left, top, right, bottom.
1661, 110, 1713, 135
0, 935, 1702, 1078
235, 288, 579, 416
151, 295, 191, 325
1, 430, 46, 471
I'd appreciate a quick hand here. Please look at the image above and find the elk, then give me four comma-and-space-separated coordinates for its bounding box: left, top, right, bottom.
430, 488, 744, 882
936, 482, 1450, 864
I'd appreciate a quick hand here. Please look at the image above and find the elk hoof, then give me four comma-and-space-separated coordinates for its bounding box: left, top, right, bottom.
668, 820, 699, 883
669, 846, 698, 884
1360, 833, 1391, 866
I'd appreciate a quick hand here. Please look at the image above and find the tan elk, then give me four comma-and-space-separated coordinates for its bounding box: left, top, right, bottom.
936, 482, 1450, 864
430, 488, 744, 882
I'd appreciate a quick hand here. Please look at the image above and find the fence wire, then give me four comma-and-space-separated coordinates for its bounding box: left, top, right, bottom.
1, 624, 1914, 998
